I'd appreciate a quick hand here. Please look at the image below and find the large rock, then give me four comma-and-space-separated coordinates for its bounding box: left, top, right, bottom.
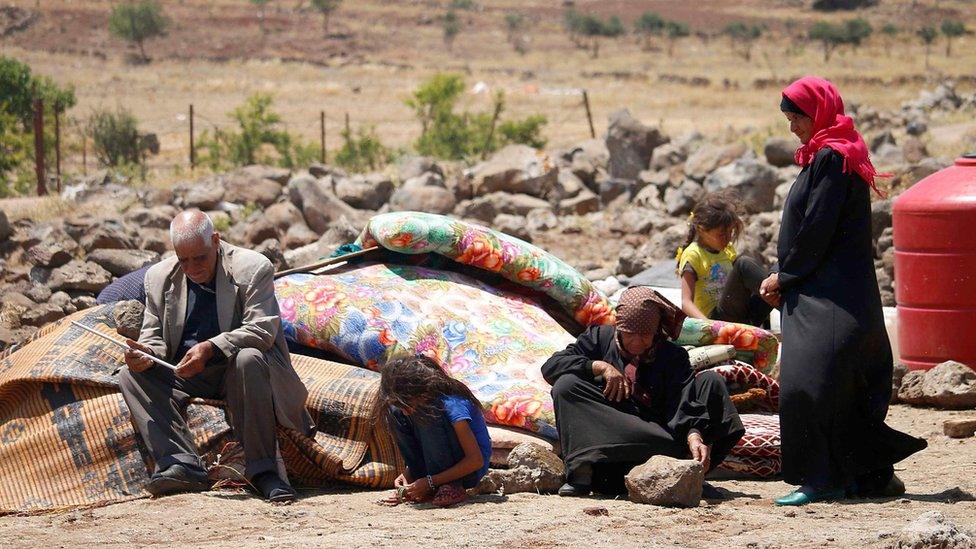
254, 239, 287, 271
124, 205, 177, 229
333, 173, 395, 210
625, 455, 703, 507
558, 190, 600, 215
223, 170, 284, 207
943, 418, 976, 438
26, 236, 76, 268
454, 198, 498, 223
79, 219, 138, 251
763, 137, 796, 167
897, 369, 927, 406
19, 302, 65, 327
283, 222, 319, 249
703, 156, 782, 213
239, 165, 291, 185
664, 180, 705, 216
902, 136, 929, 165
562, 139, 609, 188
87, 249, 160, 277
113, 300, 145, 340
0, 210, 12, 243
886, 511, 974, 548
264, 201, 306, 232
488, 192, 552, 216
871, 199, 893, 241
465, 145, 557, 198
599, 179, 636, 208
550, 170, 585, 201
609, 207, 669, 235
388, 185, 456, 215
287, 173, 362, 234
492, 214, 532, 242
47, 260, 113, 293
605, 109, 668, 180
475, 442, 564, 495
684, 142, 748, 182
398, 155, 443, 182
183, 180, 226, 210
526, 209, 559, 233
921, 361, 976, 409
241, 216, 281, 247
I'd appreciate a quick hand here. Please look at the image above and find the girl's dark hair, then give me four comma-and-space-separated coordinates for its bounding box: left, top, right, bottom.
679, 189, 745, 254
379, 355, 480, 423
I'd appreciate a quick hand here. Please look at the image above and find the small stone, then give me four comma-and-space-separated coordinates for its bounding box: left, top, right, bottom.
475, 442, 564, 495
943, 418, 976, 438
889, 511, 975, 548
625, 455, 703, 507
583, 506, 609, 517
922, 361, 976, 409
785, 510, 796, 518
20, 302, 65, 327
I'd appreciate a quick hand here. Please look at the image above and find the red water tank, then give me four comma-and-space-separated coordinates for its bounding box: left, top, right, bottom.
893, 153, 976, 371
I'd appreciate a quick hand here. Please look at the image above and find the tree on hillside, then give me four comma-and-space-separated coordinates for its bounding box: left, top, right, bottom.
250, 0, 271, 34
917, 26, 937, 69
941, 20, 966, 57
881, 23, 899, 56
809, 21, 842, 62
634, 11, 665, 51
108, 0, 169, 63
504, 12, 529, 54
564, 11, 624, 58
724, 22, 762, 62
844, 18, 872, 51
664, 20, 690, 57
310, 0, 341, 36
443, 9, 460, 51
812, 0, 878, 11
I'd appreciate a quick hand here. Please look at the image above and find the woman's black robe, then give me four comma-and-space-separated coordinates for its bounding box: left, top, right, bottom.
542, 325, 744, 491
777, 147, 926, 490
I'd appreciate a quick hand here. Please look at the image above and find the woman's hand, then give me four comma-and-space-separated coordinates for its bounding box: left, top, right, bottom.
403, 478, 433, 502
594, 360, 631, 402
687, 432, 711, 471
759, 273, 781, 308
394, 474, 408, 488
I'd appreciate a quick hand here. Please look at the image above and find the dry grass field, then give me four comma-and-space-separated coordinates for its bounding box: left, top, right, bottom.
3, 0, 976, 182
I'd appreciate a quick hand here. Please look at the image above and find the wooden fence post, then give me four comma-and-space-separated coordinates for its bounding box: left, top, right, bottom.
582, 89, 596, 139
189, 104, 196, 169
320, 110, 326, 163
33, 98, 46, 196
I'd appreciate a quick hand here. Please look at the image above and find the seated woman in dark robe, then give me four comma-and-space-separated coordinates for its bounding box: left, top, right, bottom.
542, 286, 745, 497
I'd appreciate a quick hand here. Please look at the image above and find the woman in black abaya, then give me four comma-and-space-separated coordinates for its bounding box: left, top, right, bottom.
542, 286, 744, 497
760, 76, 927, 506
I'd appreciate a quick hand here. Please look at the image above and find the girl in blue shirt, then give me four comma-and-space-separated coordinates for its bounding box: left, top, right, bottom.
379, 355, 492, 507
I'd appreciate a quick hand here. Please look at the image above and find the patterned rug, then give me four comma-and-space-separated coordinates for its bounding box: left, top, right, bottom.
0, 306, 400, 514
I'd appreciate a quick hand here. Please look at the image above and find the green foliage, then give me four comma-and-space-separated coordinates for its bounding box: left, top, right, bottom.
405, 73, 548, 160
724, 22, 762, 61
917, 26, 938, 44
443, 10, 461, 48
108, 0, 169, 62
450, 0, 475, 9
504, 11, 527, 53
88, 106, 152, 167
635, 11, 665, 35
0, 57, 77, 196
334, 125, 392, 172
194, 93, 315, 170
941, 20, 966, 56
881, 23, 899, 36
844, 18, 872, 47
310, 0, 341, 34
808, 18, 870, 61
563, 9, 624, 57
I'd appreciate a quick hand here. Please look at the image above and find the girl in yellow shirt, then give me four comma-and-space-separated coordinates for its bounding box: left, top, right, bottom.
676, 191, 773, 327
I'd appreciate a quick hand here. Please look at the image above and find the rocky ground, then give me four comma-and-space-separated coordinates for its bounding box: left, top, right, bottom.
0, 406, 973, 548
3, 80, 972, 352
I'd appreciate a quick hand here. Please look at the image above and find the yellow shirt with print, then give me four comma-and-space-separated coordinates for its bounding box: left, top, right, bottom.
677, 242, 737, 318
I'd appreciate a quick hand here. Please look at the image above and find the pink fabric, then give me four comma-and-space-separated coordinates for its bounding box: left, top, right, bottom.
782, 76, 886, 197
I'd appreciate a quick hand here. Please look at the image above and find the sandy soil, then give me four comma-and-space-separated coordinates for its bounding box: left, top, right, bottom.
1, 405, 973, 548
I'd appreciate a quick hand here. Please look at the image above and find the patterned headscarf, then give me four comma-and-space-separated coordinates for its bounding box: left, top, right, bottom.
615, 286, 686, 341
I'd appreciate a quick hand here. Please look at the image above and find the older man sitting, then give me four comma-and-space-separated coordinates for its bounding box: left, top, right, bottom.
119, 210, 313, 502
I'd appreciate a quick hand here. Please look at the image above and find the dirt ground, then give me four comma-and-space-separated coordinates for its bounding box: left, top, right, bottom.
0, 405, 973, 548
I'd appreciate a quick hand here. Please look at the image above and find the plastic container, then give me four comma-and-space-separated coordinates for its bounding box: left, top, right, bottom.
893, 153, 976, 371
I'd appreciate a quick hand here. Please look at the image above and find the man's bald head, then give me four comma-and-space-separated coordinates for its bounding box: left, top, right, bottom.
170, 210, 221, 284
170, 209, 215, 249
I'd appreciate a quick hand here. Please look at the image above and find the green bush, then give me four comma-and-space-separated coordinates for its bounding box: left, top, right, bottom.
195, 93, 318, 170
334, 126, 392, 172
563, 9, 624, 57
406, 73, 548, 160
0, 57, 76, 195
88, 106, 149, 167
812, 0, 877, 11
108, 0, 169, 63
310, 0, 342, 34
941, 21, 966, 57
724, 22, 762, 61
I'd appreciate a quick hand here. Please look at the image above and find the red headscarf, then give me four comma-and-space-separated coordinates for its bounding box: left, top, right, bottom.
782, 76, 886, 197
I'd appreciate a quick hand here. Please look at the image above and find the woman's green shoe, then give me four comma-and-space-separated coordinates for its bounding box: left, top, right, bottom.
775, 487, 846, 506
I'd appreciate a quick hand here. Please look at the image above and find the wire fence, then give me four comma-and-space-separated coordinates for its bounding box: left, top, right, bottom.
21, 89, 599, 194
